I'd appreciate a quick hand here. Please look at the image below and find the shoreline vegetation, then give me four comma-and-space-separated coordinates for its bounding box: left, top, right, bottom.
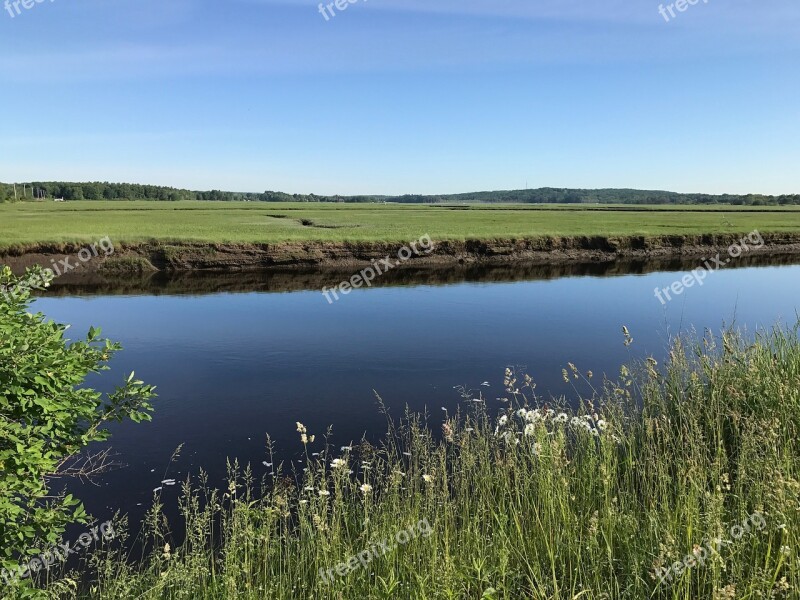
4, 202, 800, 272
19, 323, 800, 599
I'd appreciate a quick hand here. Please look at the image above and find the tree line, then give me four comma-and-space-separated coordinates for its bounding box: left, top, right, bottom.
2, 181, 799, 205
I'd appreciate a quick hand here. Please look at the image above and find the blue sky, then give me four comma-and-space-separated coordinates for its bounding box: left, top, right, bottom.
1, 0, 798, 195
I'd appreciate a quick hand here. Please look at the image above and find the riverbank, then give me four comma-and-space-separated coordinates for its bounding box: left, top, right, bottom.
4, 232, 800, 274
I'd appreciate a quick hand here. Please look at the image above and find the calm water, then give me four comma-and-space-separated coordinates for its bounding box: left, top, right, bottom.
32, 258, 800, 535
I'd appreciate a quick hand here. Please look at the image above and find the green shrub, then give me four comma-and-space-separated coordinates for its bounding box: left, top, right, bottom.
0, 266, 155, 596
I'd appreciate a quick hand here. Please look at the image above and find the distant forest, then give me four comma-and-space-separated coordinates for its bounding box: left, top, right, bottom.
2, 181, 799, 205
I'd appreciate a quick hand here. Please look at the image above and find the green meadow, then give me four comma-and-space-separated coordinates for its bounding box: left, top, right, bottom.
3, 201, 800, 249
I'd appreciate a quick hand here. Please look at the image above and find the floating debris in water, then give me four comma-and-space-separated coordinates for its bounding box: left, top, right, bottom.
262, 461, 273, 467
161, 479, 176, 486
481, 382, 490, 387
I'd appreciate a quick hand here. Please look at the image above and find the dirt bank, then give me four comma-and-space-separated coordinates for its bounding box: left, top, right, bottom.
3, 233, 800, 274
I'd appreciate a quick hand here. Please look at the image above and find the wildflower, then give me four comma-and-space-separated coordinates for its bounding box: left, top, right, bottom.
331, 458, 346, 469
586, 370, 593, 379
556, 413, 569, 423
525, 410, 542, 423
596, 419, 608, 431
524, 423, 536, 436
312, 514, 327, 531
163, 543, 171, 559
318, 489, 331, 497
516, 409, 528, 419
498, 415, 508, 426
442, 422, 454, 442
622, 326, 634, 346
296, 422, 307, 434
781, 545, 791, 556
712, 585, 736, 600
532, 442, 542, 455
360, 483, 373, 495
303, 486, 314, 491
422, 474, 434, 484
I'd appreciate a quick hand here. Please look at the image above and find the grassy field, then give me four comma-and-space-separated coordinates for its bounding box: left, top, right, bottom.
24, 325, 799, 599
3, 201, 800, 249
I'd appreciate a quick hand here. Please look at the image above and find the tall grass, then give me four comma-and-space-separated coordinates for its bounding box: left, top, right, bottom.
38, 326, 800, 599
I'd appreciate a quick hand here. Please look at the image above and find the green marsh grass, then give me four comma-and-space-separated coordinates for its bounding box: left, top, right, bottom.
4, 202, 800, 248
34, 326, 800, 599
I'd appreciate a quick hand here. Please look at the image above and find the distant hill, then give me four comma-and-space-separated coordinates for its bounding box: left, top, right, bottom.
2, 182, 798, 205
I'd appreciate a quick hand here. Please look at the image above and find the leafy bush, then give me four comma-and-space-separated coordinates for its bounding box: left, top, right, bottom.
0, 266, 155, 594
